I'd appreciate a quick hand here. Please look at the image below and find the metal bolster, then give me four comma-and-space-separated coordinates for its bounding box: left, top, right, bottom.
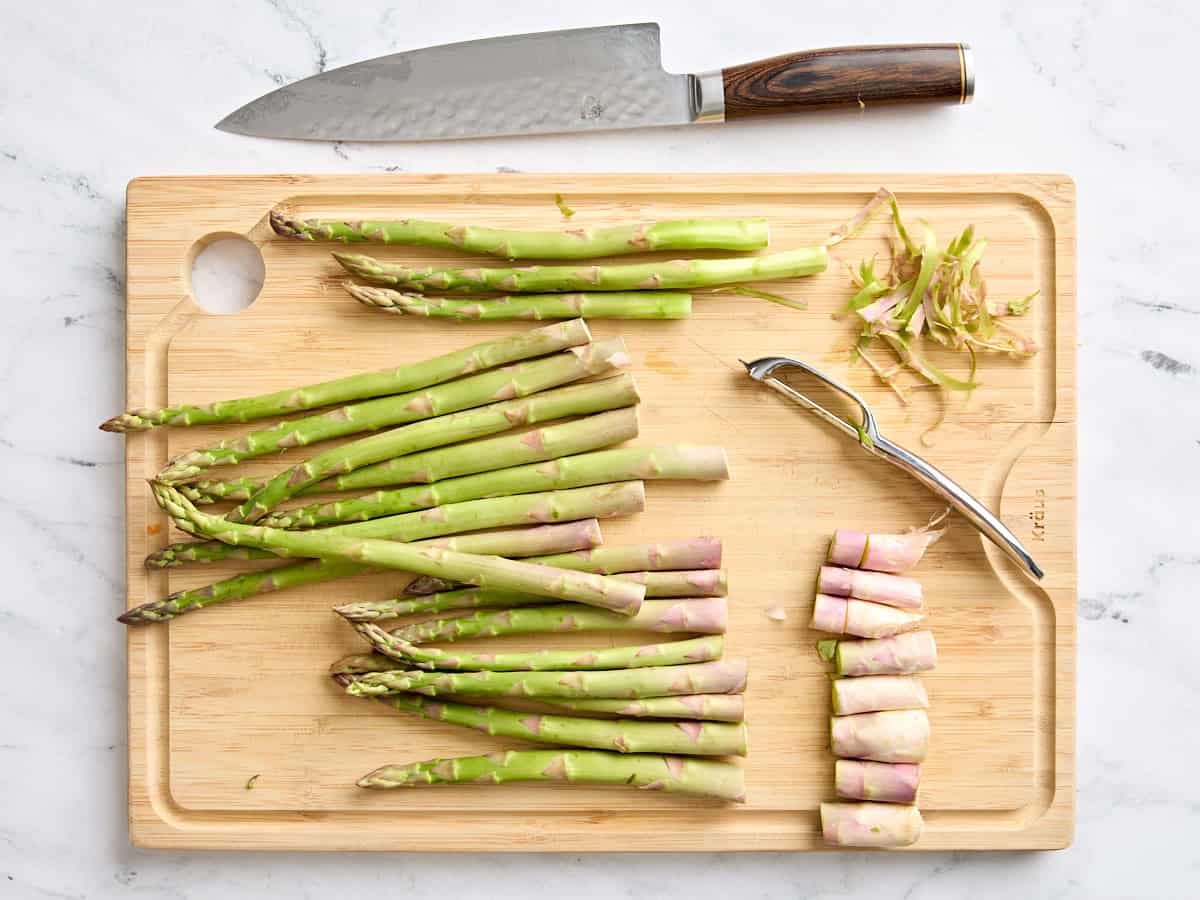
959, 44, 975, 104
690, 69, 726, 123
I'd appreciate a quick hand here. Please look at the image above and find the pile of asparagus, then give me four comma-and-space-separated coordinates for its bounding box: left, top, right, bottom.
269, 208, 828, 321
808, 522, 944, 847
104, 320, 748, 801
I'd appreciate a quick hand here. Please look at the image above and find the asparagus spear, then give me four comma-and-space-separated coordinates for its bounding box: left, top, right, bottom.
356, 622, 721, 671
341, 659, 747, 697
831, 675, 929, 716
158, 337, 629, 487
334, 246, 829, 293
819, 565, 923, 611
829, 525, 943, 573
348, 285, 693, 320
147, 480, 643, 569
148, 484, 647, 614
272, 209, 768, 257
260, 444, 728, 529
832, 631, 938, 677
101, 319, 590, 433
336, 570, 726, 621
820, 802, 923, 847
403, 536, 722, 595
540, 695, 745, 723
388, 598, 728, 644
811, 594, 925, 639
357, 749, 746, 801
122, 520, 603, 625
368, 692, 748, 756
835, 760, 920, 804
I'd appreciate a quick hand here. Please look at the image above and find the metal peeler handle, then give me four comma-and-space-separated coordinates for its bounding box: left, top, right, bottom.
740, 356, 1044, 581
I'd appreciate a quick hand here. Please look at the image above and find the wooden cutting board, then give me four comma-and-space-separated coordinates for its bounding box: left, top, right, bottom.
123, 173, 1075, 851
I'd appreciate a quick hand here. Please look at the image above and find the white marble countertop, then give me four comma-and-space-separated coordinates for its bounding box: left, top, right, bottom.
2, 0, 1197, 896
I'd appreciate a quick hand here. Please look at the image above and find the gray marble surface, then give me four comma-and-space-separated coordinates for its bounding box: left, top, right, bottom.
1, 0, 1197, 896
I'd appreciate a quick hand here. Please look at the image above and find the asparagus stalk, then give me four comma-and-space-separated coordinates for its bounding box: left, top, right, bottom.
122, 520, 604, 624
830, 709, 930, 763
369, 692, 748, 756
835, 760, 921, 804
357, 749, 746, 801
831, 675, 930, 716
540, 695, 745, 723
832, 631, 938, 677
820, 802, 923, 847
811, 594, 925, 639
342, 658, 748, 698
403, 536, 722, 595
334, 246, 829, 293
819, 566, 923, 611
273, 210, 769, 256
356, 622, 721, 671
389, 598, 728, 644
158, 337, 629, 488
102, 320, 592, 433
260, 444, 727, 529
147, 480, 642, 568
148, 484, 647, 614
347, 285, 693, 320
828, 523, 944, 573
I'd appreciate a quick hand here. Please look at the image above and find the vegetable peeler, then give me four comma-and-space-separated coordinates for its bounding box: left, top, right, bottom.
739, 355, 1044, 580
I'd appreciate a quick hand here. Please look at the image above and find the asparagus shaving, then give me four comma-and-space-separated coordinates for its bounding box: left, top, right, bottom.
713, 285, 808, 311
553, 193, 576, 218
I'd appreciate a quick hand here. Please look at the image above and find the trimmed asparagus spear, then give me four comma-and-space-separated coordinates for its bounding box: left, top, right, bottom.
122, 520, 604, 624
811, 594, 925, 639
830, 709, 930, 763
159, 337, 629, 489
833, 631, 938, 677
831, 675, 929, 716
334, 246, 829, 293
820, 802, 923, 847
273, 210, 768, 256
260, 444, 727, 529
356, 622, 721, 671
835, 760, 921, 804
541, 695, 745, 723
147, 480, 643, 568
370, 692, 748, 756
829, 525, 943, 573
389, 598, 728, 644
148, 484, 647, 614
819, 566, 923, 611
348, 285, 693, 320
403, 536, 722, 595
100, 319, 590, 433
343, 658, 748, 698
357, 749, 746, 801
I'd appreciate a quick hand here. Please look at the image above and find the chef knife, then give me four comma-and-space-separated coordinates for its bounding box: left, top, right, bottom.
216, 23, 973, 142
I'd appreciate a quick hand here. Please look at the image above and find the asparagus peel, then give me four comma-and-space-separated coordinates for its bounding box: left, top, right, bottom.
821, 802, 923, 847
146, 484, 647, 614
367, 691, 748, 757
342, 659, 748, 699
335, 246, 829, 293
259, 444, 728, 529
357, 749, 746, 801
147, 480, 642, 568
540, 695, 745, 723
272, 209, 768, 258
101, 319, 590, 433
830, 709, 930, 763
158, 337, 630, 489
347, 284, 693, 320
835, 760, 921, 804
388, 598, 728, 644
355, 622, 722, 671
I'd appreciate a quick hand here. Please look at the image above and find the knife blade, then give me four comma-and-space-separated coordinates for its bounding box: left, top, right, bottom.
216, 23, 973, 142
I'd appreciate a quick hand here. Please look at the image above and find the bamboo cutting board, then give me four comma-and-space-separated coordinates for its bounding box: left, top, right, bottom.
123, 174, 1075, 851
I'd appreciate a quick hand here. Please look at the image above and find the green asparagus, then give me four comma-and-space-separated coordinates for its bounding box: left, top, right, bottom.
334, 246, 829, 293
367, 692, 748, 756
330, 653, 395, 675
355, 622, 721, 671
158, 337, 628, 487
347, 285, 693, 320
101, 319, 590, 432
357, 749, 746, 801
260, 444, 727, 529
541, 695, 746, 723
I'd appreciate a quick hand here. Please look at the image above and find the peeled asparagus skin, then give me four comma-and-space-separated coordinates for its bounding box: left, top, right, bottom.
835, 760, 921, 804
827, 529, 869, 567
831, 675, 930, 716
828, 529, 938, 573
834, 631, 938, 677
830, 709, 930, 763
542, 695, 746, 723
820, 802, 923, 847
810, 594, 925, 639
818, 566, 923, 611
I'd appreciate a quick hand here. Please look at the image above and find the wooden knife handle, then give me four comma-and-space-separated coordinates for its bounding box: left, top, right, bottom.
721, 44, 972, 119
